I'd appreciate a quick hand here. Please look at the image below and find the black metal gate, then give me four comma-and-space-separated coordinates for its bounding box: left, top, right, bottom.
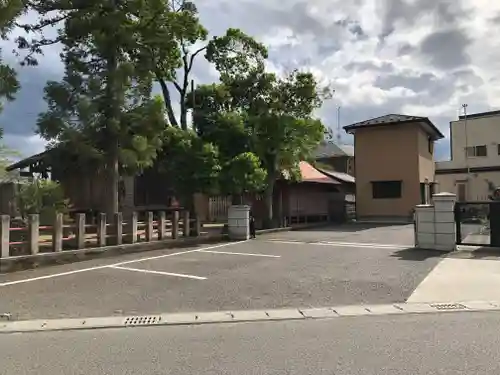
455, 201, 500, 247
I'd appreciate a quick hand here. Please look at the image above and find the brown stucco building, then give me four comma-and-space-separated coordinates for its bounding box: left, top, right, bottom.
344, 114, 444, 221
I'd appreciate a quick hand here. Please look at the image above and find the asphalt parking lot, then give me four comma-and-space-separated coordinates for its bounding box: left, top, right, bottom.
0, 224, 444, 321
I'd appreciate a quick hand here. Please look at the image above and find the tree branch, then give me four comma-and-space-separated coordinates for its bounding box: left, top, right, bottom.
172, 80, 182, 94
156, 73, 178, 127
15, 13, 70, 32
188, 45, 207, 72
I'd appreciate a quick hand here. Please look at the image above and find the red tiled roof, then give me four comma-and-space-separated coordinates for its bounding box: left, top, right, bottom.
299, 161, 340, 184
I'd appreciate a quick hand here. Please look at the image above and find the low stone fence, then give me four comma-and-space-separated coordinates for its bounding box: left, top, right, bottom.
0, 210, 201, 259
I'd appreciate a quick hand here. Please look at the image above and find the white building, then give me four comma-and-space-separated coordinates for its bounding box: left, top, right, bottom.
436, 110, 500, 201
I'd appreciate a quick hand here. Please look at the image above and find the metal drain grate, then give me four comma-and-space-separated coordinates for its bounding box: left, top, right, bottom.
124, 315, 161, 326
430, 303, 467, 311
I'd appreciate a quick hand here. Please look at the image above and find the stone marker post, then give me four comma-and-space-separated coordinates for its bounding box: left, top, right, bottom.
75, 213, 86, 249
114, 212, 123, 246
97, 213, 106, 247
228, 205, 250, 240
172, 211, 179, 239
28, 214, 39, 255
52, 213, 63, 252
0, 215, 10, 258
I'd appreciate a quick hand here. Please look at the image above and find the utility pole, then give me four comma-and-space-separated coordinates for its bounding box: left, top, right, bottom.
462, 103, 470, 175
336, 106, 341, 144
462, 103, 470, 201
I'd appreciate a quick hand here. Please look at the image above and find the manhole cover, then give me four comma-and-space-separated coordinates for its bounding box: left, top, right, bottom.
430, 303, 467, 311
123, 315, 161, 326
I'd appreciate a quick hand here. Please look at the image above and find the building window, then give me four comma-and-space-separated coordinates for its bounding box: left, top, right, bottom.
466, 145, 487, 157
371, 180, 402, 199
497, 144, 500, 155
428, 138, 433, 154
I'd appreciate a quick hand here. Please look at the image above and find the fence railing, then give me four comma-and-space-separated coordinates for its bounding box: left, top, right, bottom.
0, 210, 202, 259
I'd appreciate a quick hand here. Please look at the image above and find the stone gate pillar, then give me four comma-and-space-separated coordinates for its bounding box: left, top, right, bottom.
415, 192, 456, 251
228, 205, 250, 240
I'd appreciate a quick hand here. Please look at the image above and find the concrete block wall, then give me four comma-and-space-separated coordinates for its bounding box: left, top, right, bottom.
415, 192, 456, 251
228, 205, 250, 240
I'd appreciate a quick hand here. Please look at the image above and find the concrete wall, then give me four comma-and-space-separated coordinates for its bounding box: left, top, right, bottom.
436, 171, 500, 201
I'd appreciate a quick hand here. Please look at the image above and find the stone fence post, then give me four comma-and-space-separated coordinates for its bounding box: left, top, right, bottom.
28, 214, 39, 255
0, 215, 10, 258
415, 192, 456, 251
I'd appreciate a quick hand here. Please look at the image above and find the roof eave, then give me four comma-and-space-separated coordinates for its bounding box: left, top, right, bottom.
343, 118, 444, 140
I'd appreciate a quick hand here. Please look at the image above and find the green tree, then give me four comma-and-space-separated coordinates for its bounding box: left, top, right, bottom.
37, 23, 167, 214
190, 70, 330, 227
17, 179, 70, 223
157, 126, 220, 207
131, 0, 268, 131
0, 143, 21, 180
14, 0, 166, 214
219, 152, 266, 204
0, 0, 22, 125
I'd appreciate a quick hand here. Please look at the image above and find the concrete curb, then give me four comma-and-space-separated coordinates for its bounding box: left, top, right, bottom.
2, 301, 500, 334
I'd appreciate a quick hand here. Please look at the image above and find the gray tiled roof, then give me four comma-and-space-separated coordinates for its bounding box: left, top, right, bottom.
313, 142, 354, 158
343, 113, 445, 140
317, 168, 355, 184
345, 114, 426, 128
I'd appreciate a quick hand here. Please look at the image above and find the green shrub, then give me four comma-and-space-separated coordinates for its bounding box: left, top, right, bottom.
17, 179, 71, 224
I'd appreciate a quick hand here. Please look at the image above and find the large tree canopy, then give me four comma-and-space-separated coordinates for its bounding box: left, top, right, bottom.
35, 1, 168, 214
0, 0, 22, 130
8, 0, 331, 227
189, 69, 330, 225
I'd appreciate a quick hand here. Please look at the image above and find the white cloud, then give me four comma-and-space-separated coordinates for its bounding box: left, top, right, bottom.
1, 0, 500, 161
2, 134, 47, 159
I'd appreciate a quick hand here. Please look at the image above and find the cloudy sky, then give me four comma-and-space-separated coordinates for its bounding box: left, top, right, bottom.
1, 0, 500, 160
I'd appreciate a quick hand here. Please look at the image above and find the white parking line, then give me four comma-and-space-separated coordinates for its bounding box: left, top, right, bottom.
198, 250, 281, 258
109, 266, 207, 280
267, 240, 409, 249
0, 241, 245, 287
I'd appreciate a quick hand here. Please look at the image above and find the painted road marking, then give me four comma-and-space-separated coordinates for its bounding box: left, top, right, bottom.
109, 266, 207, 280
267, 240, 409, 249
198, 250, 281, 258
0, 241, 245, 287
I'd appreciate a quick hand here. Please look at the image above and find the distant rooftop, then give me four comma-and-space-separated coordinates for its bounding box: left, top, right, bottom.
343, 113, 444, 140
313, 141, 354, 159
457, 109, 500, 121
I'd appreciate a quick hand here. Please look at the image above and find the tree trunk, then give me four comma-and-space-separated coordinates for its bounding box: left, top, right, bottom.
180, 97, 187, 130
263, 176, 275, 229
106, 147, 120, 216
104, 33, 120, 216
157, 77, 178, 127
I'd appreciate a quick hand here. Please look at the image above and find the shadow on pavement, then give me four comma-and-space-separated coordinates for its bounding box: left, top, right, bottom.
468, 247, 500, 259
294, 223, 412, 233
391, 248, 448, 261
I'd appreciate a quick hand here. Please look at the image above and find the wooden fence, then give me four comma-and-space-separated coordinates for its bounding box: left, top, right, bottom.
0, 210, 201, 259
